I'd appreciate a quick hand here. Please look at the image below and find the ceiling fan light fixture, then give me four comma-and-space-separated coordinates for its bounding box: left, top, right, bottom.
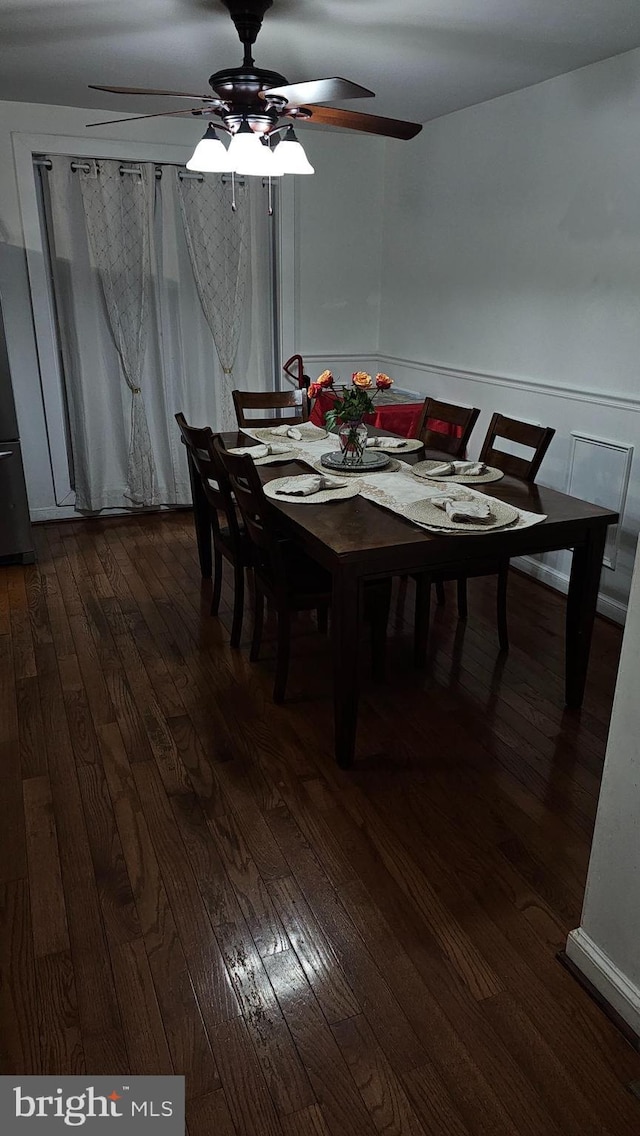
186, 124, 230, 172
272, 125, 314, 175
228, 120, 281, 176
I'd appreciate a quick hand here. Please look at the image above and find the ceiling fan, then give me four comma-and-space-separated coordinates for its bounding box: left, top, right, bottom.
87, 0, 422, 172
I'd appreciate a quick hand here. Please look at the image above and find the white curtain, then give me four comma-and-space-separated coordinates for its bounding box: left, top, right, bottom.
78, 159, 155, 505
43, 158, 272, 513
177, 171, 250, 431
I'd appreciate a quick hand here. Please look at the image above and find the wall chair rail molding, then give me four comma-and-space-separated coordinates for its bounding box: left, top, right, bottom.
376, 354, 640, 415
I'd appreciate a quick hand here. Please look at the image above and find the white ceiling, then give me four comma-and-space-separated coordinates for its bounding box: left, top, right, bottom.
1, 0, 640, 127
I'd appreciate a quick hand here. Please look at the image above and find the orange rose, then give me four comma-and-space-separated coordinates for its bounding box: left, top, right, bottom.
307, 382, 322, 398
352, 371, 372, 389
316, 369, 334, 388
375, 373, 393, 389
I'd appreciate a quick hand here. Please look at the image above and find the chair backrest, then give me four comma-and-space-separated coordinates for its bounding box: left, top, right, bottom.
415, 398, 480, 457
214, 439, 286, 582
232, 388, 309, 429
479, 413, 555, 481
175, 413, 242, 546
282, 354, 311, 390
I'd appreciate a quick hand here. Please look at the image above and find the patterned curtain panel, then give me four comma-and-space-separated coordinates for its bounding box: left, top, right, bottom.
78, 159, 156, 505
176, 171, 250, 431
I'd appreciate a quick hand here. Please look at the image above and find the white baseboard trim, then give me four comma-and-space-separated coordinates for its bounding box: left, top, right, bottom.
566, 928, 640, 1037
513, 555, 626, 625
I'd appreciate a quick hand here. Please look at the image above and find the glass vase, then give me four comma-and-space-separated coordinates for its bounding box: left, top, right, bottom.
338, 419, 368, 466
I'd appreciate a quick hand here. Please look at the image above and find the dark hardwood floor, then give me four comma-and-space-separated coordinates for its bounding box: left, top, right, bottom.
1, 510, 638, 1136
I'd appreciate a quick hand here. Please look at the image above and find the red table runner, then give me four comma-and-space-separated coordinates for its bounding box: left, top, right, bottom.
309, 391, 461, 441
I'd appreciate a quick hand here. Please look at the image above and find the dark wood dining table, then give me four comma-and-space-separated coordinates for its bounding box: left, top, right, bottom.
207, 430, 619, 767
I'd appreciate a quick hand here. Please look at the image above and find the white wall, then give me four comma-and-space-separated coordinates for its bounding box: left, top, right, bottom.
374, 48, 640, 618
284, 128, 385, 378
566, 533, 640, 1035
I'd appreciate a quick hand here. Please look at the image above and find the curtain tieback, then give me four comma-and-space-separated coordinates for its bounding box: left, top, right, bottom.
132, 386, 142, 394
223, 367, 232, 375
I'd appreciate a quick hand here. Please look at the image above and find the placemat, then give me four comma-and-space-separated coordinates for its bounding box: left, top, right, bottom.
366, 436, 423, 453
264, 475, 361, 504
411, 460, 504, 484
404, 496, 520, 532
252, 423, 328, 443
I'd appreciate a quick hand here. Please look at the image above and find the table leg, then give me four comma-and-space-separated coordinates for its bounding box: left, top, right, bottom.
332, 568, 361, 768
187, 450, 212, 578
565, 525, 607, 708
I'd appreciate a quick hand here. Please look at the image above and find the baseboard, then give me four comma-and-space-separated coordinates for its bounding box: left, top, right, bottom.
565, 929, 640, 1041
513, 555, 626, 625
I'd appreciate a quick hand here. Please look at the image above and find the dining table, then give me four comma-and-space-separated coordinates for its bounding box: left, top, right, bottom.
215, 428, 619, 767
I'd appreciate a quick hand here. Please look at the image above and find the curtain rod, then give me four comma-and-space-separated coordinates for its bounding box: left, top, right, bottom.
32, 157, 244, 184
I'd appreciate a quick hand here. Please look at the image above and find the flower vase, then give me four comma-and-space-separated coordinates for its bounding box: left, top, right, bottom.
338, 419, 368, 466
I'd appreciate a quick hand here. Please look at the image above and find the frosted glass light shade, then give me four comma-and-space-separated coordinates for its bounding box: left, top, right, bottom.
227, 123, 281, 176
272, 127, 314, 175
186, 125, 230, 172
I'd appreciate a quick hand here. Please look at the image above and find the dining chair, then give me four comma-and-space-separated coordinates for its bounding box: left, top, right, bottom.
175, 413, 251, 647
232, 388, 309, 429
414, 412, 556, 664
215, 439, 391, 703
414, 397, 480, 458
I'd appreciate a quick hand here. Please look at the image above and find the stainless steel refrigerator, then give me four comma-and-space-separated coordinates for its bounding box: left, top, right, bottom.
0, 294, 34, 565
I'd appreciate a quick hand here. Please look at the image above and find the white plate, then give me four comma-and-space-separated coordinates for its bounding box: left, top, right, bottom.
264, 475, 362, 504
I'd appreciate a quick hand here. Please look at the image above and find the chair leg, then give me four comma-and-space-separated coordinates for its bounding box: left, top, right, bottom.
370, 580, 391, 681
230, 563, 245, 648
210, 546, 223, 616
273, 610, 291, 704
250, 584, 264, 662
497, 561, 509, 652
457, 577, 468, 620
435, 579, 446, 606
414, 575, 431, 669
317, 605, 329, 634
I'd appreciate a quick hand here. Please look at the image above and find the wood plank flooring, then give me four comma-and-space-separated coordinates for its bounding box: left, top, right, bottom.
1, 510, 639, 1136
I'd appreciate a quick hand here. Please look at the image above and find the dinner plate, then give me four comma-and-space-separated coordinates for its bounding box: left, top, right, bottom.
313, 457, 403, 475
405, 496, 520, 532
264, 475, 361, 504
411, 460, 504, 484
320, 449, 390, 473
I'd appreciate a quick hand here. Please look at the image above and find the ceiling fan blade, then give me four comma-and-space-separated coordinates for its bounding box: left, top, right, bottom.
88, 84, 219, 102
86, 107, 208, 127
300, 105, 422, 141
262, 77, 374, 109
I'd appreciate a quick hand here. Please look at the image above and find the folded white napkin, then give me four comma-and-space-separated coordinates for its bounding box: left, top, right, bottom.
272, 425, 303, 440
366, 437, 407, 449
429, 460, 487, 477
275, 474, 347, 496
229, 443, 291, 458
430, 493, 492, 522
